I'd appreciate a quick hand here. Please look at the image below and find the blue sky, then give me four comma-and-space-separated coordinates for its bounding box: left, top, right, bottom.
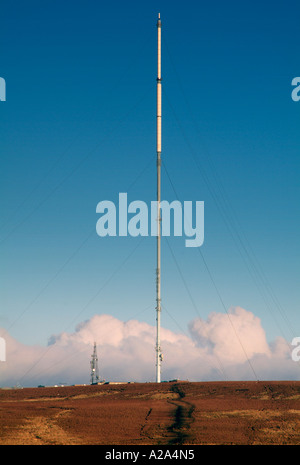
0, 0, 299, 356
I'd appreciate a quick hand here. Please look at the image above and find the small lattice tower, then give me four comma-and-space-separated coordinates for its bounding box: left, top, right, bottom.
90, 342, 100, 385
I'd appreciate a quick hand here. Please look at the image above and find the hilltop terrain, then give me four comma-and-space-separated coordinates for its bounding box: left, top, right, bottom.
0, 381, 299, 445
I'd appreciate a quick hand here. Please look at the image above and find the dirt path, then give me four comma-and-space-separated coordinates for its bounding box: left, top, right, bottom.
167, 383, 195, 444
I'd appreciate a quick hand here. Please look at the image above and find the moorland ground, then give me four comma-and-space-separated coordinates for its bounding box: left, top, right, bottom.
0, 380, 299, 445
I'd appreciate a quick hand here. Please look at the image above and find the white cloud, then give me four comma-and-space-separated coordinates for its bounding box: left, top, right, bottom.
0, 307, 299, 387
189, 306, 271, 364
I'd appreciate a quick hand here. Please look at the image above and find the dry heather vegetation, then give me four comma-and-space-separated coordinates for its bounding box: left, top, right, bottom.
0, 381, 299, 445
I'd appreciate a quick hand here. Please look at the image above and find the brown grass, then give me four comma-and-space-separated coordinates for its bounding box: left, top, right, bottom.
0, 381, 299, 445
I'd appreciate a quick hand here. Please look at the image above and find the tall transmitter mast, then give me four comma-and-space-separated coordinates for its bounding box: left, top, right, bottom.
156, 13, 162, 383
